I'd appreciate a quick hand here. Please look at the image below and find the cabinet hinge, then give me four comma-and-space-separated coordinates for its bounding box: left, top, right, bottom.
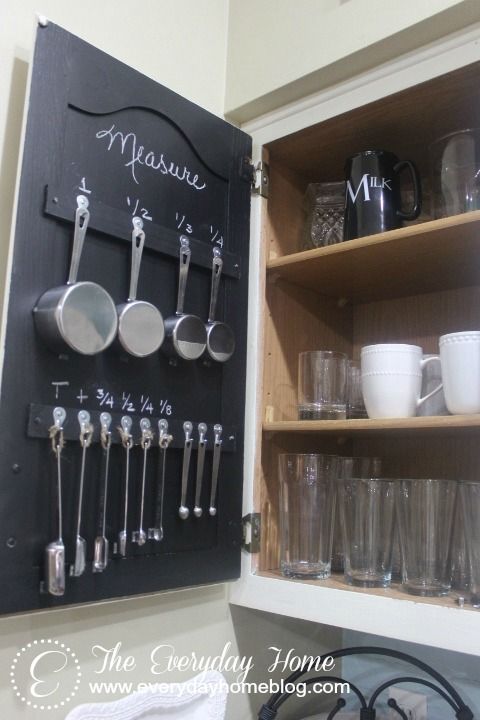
240, 158, 269, 198
242, 512, 261, 553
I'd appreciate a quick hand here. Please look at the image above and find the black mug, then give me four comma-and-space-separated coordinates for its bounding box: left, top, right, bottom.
343, 150, 421, 240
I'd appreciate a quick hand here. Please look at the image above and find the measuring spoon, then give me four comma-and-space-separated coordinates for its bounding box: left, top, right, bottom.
118, 415, 133, 556
162, 236, 207, 360
193, 423, 207, 518
132, 418, 153, 546
149, 420, 172, 541
72, 410, 93, 576
34, 195, 118, 355
93, 412, 112, 572
179, 421, 193, 519
45, 407, 66, 596
209, 424, 223, 516
205, 249, 235, 362
117, 219, 165, 357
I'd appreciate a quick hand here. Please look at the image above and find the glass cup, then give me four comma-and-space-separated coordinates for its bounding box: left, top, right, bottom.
331, 456, 382, 573
396, 478, 457, 597
302, 181, 345, 249
450, 492, 470, 594
347, 360, 367, 419
430, 129, 480, 219
339, 477, 395, 587
298, 350, 348, 420
459, 481, 480, 607
279, 453, 338, 579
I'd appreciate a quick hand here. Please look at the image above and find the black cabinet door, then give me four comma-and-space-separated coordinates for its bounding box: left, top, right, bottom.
0, 22, 251, 614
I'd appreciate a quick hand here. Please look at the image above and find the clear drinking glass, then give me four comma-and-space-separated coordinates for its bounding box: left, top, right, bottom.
339, 477, 395, 587
430, 129, 480, 219
331, 456, 382, 573
298, 350, 348, 420
396, 478, 457, 597
347, 360, 367, 419
279, 453, 338, 579
459, 481, 480, 607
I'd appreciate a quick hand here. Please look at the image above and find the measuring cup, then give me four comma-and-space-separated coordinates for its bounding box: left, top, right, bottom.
34, 195, 118, 355
162, 236, 207, 360
205, 248, 235, 363
117, 218, 165, 357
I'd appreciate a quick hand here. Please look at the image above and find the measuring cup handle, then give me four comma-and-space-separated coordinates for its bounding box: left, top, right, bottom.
128, 225, 145, 302
417, 354, 443, 408
394, 159, 422, 221
67, 202, 90, 285
208, 250, 223, 323
176, 236, 191, 315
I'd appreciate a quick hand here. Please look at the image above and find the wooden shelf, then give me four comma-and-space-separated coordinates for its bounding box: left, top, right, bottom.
229, 569, 480, 656
263, 415, 480, 435
266, 211, 480, 301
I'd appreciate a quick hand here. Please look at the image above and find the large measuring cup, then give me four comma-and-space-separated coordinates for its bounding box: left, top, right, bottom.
34, 195, 118, 355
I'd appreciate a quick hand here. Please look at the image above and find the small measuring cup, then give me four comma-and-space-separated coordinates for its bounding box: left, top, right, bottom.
162, 236, 207, 360
205, 248, 235, 362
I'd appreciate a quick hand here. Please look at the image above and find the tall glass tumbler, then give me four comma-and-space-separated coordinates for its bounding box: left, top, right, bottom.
396, 478, 457, 597
298, 351, 348, 420
460, 481, 480, 607
279, 453, 338, 579
331, 456, 382, 573
339, 477, 395, 587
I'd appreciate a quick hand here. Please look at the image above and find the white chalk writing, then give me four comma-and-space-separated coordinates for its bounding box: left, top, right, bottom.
95, 124, 207, 191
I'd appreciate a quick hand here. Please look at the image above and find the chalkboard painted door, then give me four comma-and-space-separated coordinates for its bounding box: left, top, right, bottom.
0, 22, 251, 613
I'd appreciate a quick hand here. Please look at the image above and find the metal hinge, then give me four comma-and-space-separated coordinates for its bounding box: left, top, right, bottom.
242, 512, 261, 553
240, 158, 269, 198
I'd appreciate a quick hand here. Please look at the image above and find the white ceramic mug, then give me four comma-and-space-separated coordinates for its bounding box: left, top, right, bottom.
439, 331, 480, 414
361, 344, 443, 419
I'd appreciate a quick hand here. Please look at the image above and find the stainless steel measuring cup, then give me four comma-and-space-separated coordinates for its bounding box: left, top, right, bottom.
34, 195, 118, 355
205, 249, 235, 362
117, 218, 165, 357
162, 236, 207, 360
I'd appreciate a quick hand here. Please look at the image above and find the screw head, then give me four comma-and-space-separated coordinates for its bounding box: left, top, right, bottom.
11, 464, 21, 474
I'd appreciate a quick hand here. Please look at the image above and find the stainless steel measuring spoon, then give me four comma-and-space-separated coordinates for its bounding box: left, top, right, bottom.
193, 423, 207, 518
45, 407, 66, 596
179, 421, 193, 519
34, 195, 118, 355
118, 415, 133, 556
148, 420, 172, 541
93, 412, 112, 573
132, 418, 153, 546
209, 424, 223, 516
117, 218, 165, 357
162, 236, 207, 360
71, 410, 93, 576
205, 249, 235, 363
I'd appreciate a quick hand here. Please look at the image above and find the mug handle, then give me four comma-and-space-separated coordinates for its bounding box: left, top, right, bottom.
394, 159, 422, 221
417, 355, 443, 409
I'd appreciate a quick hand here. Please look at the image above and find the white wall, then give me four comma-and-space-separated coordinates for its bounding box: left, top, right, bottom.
225, 0, 480, 121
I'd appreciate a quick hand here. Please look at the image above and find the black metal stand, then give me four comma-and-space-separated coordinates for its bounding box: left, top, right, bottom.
257, 646, 474, 719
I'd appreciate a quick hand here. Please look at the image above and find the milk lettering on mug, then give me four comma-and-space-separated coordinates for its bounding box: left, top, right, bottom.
346, 174, 393, 204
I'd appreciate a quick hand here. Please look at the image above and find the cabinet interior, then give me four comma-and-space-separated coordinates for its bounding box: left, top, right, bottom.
256, 61, 480, 593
